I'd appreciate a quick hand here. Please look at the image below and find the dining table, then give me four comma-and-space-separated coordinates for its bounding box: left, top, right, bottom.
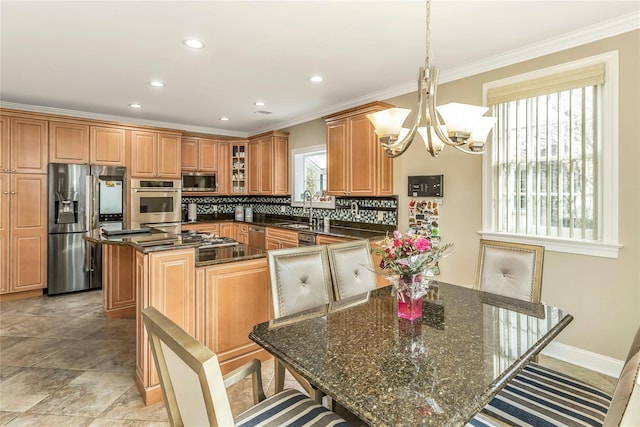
249, 282, 573, 427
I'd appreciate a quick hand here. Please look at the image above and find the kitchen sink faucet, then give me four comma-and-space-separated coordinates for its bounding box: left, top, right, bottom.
303, 189, 313, 226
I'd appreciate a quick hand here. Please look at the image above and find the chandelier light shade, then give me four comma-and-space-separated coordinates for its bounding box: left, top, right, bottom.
366, 0, 495, 158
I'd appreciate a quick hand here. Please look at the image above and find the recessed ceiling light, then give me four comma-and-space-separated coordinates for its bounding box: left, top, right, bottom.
183, 39, 205, 49
309, 75, 324, 83
219, 116, 230, 121
129, 103, 142, 109
149, 81, 165, 87
254, 101, 266, 107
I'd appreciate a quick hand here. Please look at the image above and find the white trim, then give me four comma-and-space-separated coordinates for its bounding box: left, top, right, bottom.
541, 341, 625, 379
290, 145, 335, 210
0, 101, 248, 138
481, 51, 620, 259
479, 232, 622, 258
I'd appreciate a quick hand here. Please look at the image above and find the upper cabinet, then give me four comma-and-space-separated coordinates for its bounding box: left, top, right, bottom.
181, 137, 218, 172
216, 142, 231, 194
90, 126, 125, 166
49, 121, 89, 164
324, 102, 394, 196
131, 131, 181, 179
49, 122, 126, 166
230, 142, 248, 195
248, 131, 288, 195
2, 116, 48, 174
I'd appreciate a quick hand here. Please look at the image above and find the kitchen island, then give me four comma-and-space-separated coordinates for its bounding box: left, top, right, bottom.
85, 231, 270, 405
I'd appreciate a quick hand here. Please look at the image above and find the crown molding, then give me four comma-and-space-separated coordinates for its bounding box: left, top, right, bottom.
0, 101, 249, 138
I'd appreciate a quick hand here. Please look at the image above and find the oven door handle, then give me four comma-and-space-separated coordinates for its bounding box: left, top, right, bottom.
133, 188, 180, 193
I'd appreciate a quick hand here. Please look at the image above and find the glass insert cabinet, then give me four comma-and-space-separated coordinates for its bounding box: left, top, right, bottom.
231, 143, 247, 194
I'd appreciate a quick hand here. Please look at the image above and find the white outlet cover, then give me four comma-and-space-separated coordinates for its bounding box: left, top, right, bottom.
377, 211, 384, 221
280, 206, 286, 213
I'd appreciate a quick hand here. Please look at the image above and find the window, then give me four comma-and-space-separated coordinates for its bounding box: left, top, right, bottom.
291, 145, 335, 208
482, 52, 620, 258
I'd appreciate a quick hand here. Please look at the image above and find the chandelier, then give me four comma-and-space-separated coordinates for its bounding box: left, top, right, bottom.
366, 0, 496, 158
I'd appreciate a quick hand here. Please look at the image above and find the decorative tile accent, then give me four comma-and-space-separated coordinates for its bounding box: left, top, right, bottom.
182, 195, 399, 226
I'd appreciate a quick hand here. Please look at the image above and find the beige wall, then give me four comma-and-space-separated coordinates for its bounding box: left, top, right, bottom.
284, 30, 639, 361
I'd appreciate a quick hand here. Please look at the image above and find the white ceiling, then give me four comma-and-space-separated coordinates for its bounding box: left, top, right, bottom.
1, 1, 638, 137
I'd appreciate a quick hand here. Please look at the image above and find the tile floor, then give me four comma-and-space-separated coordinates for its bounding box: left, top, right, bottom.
0, 290, 618, 426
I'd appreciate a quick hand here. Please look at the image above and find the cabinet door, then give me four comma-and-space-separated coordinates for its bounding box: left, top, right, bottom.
273, 136, 289, 195
247, 140, 260, 194
10, 174, 47, 292
348, 114, 376, 196
259, 138, 273, 194
90, 127, 125, 166
0, 116, 8, 173
217, 142, 230, 194
198, 139, 218, 172
376, 142, 394, 195
326, 119, 349, 195
181, 137, 198, 171
219, 223, 234, 239
131, 130, 157, 177
10, 117, 48, 174
49, 122, 90, 164
0, 175, 8, 294
265, 238, 280, 250
157, 134, 181, 178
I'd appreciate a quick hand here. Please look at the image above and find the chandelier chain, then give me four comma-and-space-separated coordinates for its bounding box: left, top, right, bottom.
425, 0, 431, 70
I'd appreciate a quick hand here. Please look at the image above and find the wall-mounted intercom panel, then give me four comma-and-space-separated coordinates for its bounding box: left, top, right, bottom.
408, 175, 443, 197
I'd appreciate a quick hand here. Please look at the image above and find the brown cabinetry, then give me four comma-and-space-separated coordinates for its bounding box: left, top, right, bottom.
181, 137, 218, 172
135, 248, 196, 405
181, 222, 220, 235
131, 131, 181, 178
102, 244, 135, 319
248, 131, 288, 195
230, 142, 248, 195
4, 116, 48, 174
324, 102, 394, 196
235, 223, 248, 244
0, 114, 48, 298
90, 126, 126, 166
50, 122, 126, 166
0, 174, 47, 295
195, 259, 272, 374
265, 226, 298, 249
49, 121, 90, 164
216, 142, 231, 194
315, 234, 354, 245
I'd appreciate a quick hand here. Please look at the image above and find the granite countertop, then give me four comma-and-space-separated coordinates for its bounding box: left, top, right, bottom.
84, 230, 266, 265
184, 214, 391, 241
250, 284, 573, 426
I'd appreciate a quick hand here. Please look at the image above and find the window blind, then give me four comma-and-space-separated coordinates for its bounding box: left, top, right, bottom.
487, 63, 605, 106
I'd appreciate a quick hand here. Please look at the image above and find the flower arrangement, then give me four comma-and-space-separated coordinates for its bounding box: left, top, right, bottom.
372, 230, 453, 277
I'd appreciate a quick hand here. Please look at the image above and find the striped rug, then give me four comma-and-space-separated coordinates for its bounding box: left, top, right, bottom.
471, 362, 612, 427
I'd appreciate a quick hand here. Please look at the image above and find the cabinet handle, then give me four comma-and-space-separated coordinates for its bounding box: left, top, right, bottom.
11, 191, 16, 195
2, 168, 7, 172
11, 169, 16, 172
3, 191, 8, 195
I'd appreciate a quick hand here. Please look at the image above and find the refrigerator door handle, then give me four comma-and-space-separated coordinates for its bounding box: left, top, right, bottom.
86, 175, 94, 230
85, 240, 92, 273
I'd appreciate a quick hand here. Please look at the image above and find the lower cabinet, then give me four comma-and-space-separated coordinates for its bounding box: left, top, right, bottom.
135, 248, 196, 405
315, 234, 354, 245
235, 223, 248, 244
195, 258, 272, 374
102, 244, 135, 319
219, 222, 234, 239
265, 227, 298, 249
134, 248, 272, 406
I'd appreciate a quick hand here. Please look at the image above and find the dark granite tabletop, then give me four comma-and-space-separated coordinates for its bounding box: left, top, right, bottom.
250, 283, 573, 427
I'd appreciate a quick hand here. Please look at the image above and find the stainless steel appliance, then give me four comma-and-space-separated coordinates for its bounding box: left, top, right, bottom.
181, 231, 239, 249
130, 178, 181, 231
48, 163, 126, 295
297, 231, 316, 246
182, 172, 216, 192
248, 225, 265, 249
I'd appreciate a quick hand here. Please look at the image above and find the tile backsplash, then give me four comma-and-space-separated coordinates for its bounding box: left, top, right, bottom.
182, 195, 398, 226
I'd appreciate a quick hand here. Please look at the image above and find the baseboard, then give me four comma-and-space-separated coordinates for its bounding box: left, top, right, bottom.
540, 341, 625, 379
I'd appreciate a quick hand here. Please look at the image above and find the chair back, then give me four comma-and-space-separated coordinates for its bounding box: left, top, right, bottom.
475, 239, 544, 303
327, 239, 377, 300
604, 325, 640, 426
268, 245, 333, 318
142, 306, 234, 427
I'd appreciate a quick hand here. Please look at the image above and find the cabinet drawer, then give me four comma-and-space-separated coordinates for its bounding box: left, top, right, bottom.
265, 227, 298, 243
182, 223, 220, 235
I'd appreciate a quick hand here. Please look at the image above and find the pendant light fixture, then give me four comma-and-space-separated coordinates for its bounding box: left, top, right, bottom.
366, 0, 496, 158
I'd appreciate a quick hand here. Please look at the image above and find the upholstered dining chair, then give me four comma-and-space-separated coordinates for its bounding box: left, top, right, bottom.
475, 239, 545, 303
468, 324, 640, 427
326, 239, 377, 301
267, 245, 333, 401
141, 306, 350, 427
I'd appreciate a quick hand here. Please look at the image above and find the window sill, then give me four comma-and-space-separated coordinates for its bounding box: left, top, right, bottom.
478, 232, 622, 259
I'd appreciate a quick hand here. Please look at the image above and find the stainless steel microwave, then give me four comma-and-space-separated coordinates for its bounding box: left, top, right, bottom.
182, 173, 217, 192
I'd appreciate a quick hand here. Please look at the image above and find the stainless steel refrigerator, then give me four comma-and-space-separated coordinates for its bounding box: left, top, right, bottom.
47, 163, 126, 295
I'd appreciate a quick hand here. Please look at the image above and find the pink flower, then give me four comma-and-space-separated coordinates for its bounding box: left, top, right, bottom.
414, 238, 431, 253
393, 239, 403, 248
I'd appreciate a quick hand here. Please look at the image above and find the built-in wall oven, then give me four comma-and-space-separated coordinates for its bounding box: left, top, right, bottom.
130, 178, 181, 233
